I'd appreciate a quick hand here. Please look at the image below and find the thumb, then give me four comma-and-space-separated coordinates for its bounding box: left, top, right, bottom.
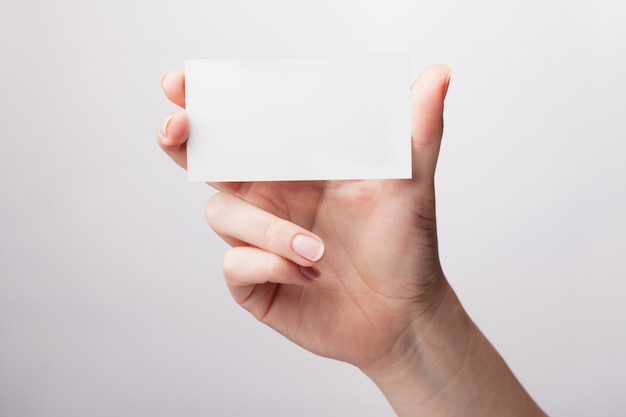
410, 64, 451, 181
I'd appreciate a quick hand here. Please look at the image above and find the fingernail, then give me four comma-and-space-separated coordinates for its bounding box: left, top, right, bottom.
292, 234, 324, 262
159, 114, 175, 137
441, 64, 451, 97
159, 71, 170, 90
299, 266, 320, 280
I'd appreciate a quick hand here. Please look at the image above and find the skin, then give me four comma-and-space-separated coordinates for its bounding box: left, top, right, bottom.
157, 65, 547, 416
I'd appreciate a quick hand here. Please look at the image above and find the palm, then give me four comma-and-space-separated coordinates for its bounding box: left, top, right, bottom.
229, 178, 441, 367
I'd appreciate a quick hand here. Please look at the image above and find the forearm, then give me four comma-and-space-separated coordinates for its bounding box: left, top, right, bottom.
363, 281, 546, 417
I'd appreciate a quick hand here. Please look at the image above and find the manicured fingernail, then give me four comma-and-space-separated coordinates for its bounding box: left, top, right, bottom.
292, 234, 324, 262
159, 71, 170, 90
160, 114, 175, 137
299, 266, 320, 280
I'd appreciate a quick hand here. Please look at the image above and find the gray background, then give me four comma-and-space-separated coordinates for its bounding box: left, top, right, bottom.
1, 0, 625, 416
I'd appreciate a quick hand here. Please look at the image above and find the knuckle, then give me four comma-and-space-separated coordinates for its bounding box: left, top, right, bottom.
260, 217, 282, 246
221, 250, 241, 284
205, 192, 230, 226
265, 253, 284, 278
221, 250, 234, 275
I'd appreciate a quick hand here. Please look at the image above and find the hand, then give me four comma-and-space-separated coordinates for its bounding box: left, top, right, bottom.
158, 65, 451, 367
157, 66, 546, 416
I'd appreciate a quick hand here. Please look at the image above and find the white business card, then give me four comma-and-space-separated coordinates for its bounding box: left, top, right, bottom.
185, 56, 410, 182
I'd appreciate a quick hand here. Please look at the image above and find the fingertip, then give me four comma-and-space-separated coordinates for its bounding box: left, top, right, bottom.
438, 63, 451, 80
291, 234, 325, 263
160, 69, 186, 108
439, 64, 452, 98
409, 64, 452, 180
158, 113, 175, 138
159, 70, 170, 90
157, 112, 189, 169
158, 112, 188, 148
411, 64, 451, 97
410, 64, 451, 143
299, 265, 321, 281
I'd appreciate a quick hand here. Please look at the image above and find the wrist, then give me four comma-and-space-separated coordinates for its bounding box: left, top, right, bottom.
361, 279, 546, 417
362, 279, 472, 415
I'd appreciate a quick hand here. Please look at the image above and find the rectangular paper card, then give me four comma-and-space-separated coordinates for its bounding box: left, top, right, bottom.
185, 56, 410, 182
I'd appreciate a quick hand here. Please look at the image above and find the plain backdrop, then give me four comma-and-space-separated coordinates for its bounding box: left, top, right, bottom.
1, 1, 625, 416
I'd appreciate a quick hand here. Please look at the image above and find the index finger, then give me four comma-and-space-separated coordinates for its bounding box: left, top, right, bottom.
206, 192, 325, 268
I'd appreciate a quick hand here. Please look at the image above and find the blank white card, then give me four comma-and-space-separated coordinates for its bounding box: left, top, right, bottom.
185, 56, 410, 182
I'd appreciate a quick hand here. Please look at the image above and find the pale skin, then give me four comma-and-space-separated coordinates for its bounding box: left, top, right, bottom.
157, 65, 547, 416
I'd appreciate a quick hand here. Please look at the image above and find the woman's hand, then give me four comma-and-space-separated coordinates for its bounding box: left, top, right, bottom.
157, 65, 451, 369
156, 66, 546, 416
